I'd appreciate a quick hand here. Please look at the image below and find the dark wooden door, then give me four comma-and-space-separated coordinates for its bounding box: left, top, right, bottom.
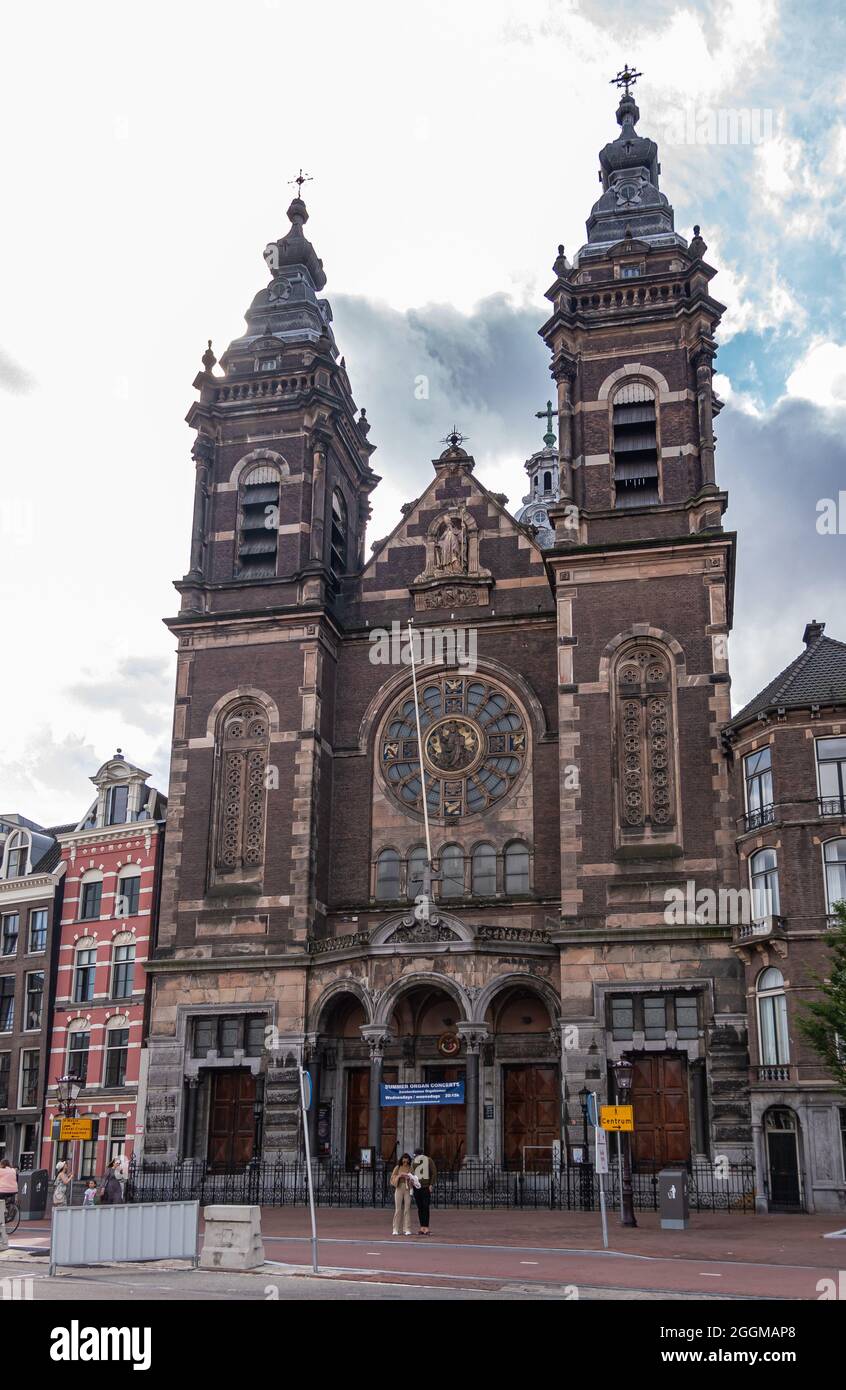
424, 1066, 466, 1169
503, 1065, 560, 1169
630, 1054, 690, 1166
345, 1068, 398, 1166
207, 1070, 257, 1170
767, 1131, 802, 1210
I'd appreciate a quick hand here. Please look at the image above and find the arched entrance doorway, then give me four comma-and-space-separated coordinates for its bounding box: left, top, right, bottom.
386, 985, 467, 1169
484, 984, 559, 1170
317, 993, 398, 1168
765, 1107, 804, 1211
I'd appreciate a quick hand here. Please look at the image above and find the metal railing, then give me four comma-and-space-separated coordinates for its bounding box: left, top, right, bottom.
125, 1155, 756, 1214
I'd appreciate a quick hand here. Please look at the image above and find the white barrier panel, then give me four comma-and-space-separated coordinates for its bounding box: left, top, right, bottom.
49, 1201, 200, 1276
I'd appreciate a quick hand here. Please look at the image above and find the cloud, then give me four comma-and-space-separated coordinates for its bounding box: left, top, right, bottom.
785, 339, 846, 409
0, 348, 35, 394
65, 655, 174, 738
0, 730, 103, 825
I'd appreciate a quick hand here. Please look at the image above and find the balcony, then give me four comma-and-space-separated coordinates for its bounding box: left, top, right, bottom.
818, 794, 846, 819
752, 1064, 794, 1085
742, 803, 777, 833
735, 915, 788, 943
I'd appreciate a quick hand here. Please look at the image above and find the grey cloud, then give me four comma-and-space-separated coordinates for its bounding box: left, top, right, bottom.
66, 654, 175, 738
0, 348, 36, 394
0, 730, 102, 825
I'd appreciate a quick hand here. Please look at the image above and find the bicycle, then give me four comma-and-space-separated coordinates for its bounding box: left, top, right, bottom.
3, 1196, 20, 1234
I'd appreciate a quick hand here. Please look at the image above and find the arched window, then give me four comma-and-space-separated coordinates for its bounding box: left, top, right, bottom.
750, 848, 780, 921
407, 847, 428, 902
375, 848, 400, 901
757, 967, 789, 1066
471, 843, 497, 896
439, 845, 465, 898
2, 829, 31, 879
330, 489, 348, 576
504, 842, 530, 895
115, 869, 141, 919
613, 643, 676, 832
104, 1016, 130, 1088
612, 381, 659, 508
543, 470, 552, 492
236, 464, 281, 579
66, 1020, 90, 1085
212, 700, 270, 885
823, 838, 846, 915
73, 939, 97, 1004
111, 932, 136, 1000
78, 871, 104, 923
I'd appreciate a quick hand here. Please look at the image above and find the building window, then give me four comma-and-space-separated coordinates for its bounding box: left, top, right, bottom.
610, 997, 634, 1040
25, 972, 43, 1030
613, 644, 676, 831
80, 880, 102, 921
105, 784, 129, 825
191, 1013, 267, 1059
67, 1030, 90, 1085
1, 914, 19, 956
28, 909, 47, 953
817, 737, 846, 816
18, 1050, 39, 1108
212, 700, 270, 884
330, 489, 348, 576
108, 1116, 128, 1165
643, 996, 667, 1040
104, 1027, 130, 1087
471, 843, 497, 896
824, 839, 846, 916
620, 264, 643, 278
237, 464, 281, 579
750, 848, 780, 922
757, 967, 789, 1066
0, 979, 14, 1032
115, 873, 140, 918
375, 849, 401, 901
744, 747, 774, 829
0, 1054, 9, 1108
80, 1140, 97, 1179
3, 830, 30, 878
111, 944, 136, 1000
612, 380, 659, 508
439, 845, 465, 898
406, 847, 427, 902
73, 947, 97, 1004
504, 842, 530, 895
675, 995, 699, 1039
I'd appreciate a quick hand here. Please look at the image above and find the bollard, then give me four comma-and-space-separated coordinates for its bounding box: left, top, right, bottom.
199, 1204, 265, 1271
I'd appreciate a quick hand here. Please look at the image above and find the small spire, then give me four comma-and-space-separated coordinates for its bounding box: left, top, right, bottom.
358, 407, 371, 438
201, 339, 217, 373
553, 243, 571, 277
535, 400, 557, 449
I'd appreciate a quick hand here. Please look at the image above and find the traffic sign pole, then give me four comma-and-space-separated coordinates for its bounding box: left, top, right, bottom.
592, 1092, 608, 1250
299, 1066, 319, 1274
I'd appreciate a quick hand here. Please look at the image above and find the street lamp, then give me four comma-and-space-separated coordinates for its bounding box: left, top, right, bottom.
613, 1059, 637, 1228
577, 1086, 593, 1209
56, 1074, 83, 1117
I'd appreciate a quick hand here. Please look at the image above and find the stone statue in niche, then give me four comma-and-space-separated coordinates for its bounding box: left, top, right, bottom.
434, 515, 467, 575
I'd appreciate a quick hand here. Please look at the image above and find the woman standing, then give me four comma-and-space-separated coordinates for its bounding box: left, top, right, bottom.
98, 1159, 124, 1205
52, 1161, 73, 1210
389, 1154, 415, 1237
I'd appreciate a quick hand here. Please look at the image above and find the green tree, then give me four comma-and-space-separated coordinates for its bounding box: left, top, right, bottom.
796, 901, 846, 1092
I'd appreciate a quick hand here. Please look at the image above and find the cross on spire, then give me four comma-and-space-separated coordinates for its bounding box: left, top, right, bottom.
442, 426, 468, 450
535, 400, 556, 448
610, 64, 642, 96
289, 167, 313, 198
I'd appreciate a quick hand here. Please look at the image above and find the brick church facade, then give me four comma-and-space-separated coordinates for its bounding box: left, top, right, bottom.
143, 83, 755, 1176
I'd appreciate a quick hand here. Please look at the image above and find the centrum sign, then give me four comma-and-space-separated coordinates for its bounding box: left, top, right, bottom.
380, 1081, 465, 1106
59, 1118, 94, 1141
600, 1105, 634, 1132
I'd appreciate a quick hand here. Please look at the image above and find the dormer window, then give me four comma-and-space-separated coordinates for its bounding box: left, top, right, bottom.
612, 380, 659, 508
105, 785, 129, 826
620, 264, 643, 278
237, 464, 281, 579
330, 489, 348, 576
3, 829, 31, 878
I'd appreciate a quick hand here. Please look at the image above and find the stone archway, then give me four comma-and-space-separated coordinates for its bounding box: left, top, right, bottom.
479, 977, 561, 1169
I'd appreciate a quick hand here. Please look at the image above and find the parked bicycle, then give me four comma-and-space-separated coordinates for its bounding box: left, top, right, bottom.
3, 1196, 20, 1234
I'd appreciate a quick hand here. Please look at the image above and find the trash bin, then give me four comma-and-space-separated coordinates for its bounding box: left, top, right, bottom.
17, 1167, 48, 1221
658, 1166, 689, 1230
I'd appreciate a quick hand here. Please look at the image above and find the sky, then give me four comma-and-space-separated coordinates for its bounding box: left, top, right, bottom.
1, 0, 845, 824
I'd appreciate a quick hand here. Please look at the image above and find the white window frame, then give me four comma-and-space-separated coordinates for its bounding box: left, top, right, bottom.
757, 967, 790, 1066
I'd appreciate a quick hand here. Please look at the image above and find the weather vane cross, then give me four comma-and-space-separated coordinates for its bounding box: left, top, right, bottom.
442, 426, 468, 450
611, 64, 642, 96
536, 400, 557, 448
289, 167, 313, 197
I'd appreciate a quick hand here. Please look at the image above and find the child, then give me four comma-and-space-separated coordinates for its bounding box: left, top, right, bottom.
82, 1179, 98, 1209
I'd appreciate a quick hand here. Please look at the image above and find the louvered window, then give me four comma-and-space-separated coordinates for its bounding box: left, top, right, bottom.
612, 381, 659, 508
330, 490, 347, 576
237, 465, 280, 579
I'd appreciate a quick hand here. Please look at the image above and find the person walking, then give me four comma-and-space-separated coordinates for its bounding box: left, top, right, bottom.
98, 1159, 124, 1204
82, 1179, 98, 1209
411, 1147, 437, 1235
52, 1161, 73, 1210
389, 1153, 415, 1236
0, 1159, 17, 1227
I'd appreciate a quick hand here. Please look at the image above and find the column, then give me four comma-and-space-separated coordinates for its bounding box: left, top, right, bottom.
183, 1078, 199, 1160
309, 437, 328, 561
187, 436, 213, 579
691, 1059, 708, 1156
457, 1025, 488, 1160
553, 356, 576, 501
693, 347, 717, 489
361, 1026, 390, 1160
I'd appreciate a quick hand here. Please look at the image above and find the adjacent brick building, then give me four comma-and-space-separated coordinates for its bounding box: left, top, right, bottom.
41, 754, 166, 1176
726, 621, 846, 1211
142, 81, 757, 1177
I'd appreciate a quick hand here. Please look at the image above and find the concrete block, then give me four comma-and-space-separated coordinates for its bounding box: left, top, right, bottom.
200, 1204, 265, 1271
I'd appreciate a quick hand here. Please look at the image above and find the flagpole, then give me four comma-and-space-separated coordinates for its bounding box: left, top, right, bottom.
407, 620, 433, 866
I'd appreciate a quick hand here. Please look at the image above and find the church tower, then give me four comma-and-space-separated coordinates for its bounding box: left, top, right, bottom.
542, 72, 750, 1162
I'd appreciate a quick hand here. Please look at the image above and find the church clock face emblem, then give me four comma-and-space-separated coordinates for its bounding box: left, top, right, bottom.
380, 674, 527, 820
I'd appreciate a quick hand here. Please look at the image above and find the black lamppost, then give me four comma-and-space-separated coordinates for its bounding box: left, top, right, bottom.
613, 1059, 637, 1228
56, 1074, 82, 1118
578, 1086, 592, 1208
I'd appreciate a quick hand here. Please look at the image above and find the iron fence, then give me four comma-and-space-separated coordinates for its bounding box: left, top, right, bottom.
126, 1155, 756, 1213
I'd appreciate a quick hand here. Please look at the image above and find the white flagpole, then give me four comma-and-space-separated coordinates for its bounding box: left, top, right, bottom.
407, 620, 433, 866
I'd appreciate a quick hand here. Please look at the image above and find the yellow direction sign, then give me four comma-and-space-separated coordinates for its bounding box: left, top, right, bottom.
600, 1105, 634, 1132
59, 1117, 93, 1141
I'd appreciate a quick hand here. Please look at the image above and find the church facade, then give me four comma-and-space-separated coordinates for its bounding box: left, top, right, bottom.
143, 83, 753, 1175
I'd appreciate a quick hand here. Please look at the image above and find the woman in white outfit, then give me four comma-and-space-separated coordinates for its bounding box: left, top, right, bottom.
389, 1154, 416, 1236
